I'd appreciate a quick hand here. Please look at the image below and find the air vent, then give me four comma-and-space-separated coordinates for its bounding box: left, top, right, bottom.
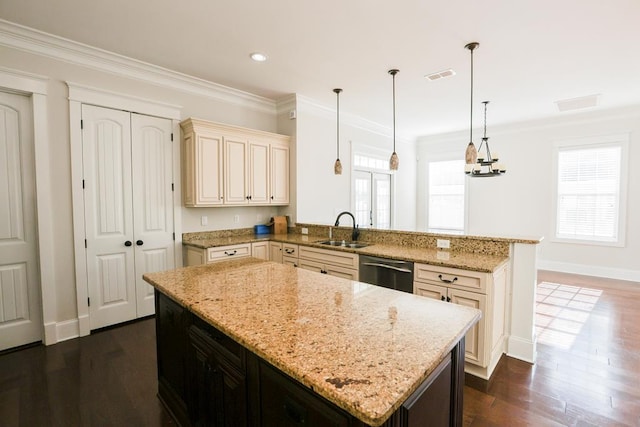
555, 94, 601, 112
425, 69, 456, 81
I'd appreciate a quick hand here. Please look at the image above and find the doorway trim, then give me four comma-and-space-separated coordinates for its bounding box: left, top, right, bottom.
68, 82, 182, 337
0, 66, 53, 344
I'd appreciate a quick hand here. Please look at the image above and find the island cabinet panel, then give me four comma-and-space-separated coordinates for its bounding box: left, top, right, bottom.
155, 293, 191, 426
155, 291, 465, 427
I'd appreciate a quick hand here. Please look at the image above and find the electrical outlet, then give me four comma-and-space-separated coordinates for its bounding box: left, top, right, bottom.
301, 227, 308, 235
233, 215, 240, 224
437, 239, 450, 249
201, 216, 208, 226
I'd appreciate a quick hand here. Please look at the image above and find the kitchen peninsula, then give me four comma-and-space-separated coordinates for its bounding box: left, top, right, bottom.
144, 258, 481, 426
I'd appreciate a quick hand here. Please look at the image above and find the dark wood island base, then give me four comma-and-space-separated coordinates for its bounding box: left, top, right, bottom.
155, 291, 466, 427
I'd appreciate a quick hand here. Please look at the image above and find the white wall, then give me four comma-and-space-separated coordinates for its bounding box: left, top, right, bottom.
417, 106, 640, 281
294, 96, 417, 229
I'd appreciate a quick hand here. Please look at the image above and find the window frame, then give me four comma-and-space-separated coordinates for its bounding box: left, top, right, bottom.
350, 143, 395, 229
552, 133, 629, 247
426, 154, 468, 234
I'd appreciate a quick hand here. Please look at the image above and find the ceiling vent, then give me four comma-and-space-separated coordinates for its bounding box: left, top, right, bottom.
555, 94, 601, 112
425, 69, 456, 81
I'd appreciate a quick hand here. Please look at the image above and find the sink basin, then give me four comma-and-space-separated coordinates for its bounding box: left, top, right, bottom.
318, 240, 369, 249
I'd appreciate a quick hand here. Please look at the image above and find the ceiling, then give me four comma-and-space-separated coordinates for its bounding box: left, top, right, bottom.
2, 0, 639, 139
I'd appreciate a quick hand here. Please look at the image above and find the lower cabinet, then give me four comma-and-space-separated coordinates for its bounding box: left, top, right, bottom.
155, 291, 464, 427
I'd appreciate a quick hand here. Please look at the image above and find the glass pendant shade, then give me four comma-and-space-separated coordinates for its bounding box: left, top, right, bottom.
465, 142, 477, 164
388, 69, 399, 171
333, 88, 342, 175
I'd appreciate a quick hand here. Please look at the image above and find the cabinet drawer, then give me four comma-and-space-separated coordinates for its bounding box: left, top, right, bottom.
298, 246, 358, 269
191, 315, 245, 369
282, 243, 298, 257
282, 256, 298, 267
259, 361, 351, 426
414, 263, 487, 293
206, 243, 252, 263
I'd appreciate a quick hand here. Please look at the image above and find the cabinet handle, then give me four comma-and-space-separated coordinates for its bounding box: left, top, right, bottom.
438, 274, 458, 284
124, 240, 132, 247
246, 195, 252, 200
136, 240, 144, 246
271, 195, 274, 200
447, 296, 452, 302
285, 249, 295, 254
283, 396, 307, 424
224, 250, 237, 256
320, 269, 327, 274
441, 296, 446, 301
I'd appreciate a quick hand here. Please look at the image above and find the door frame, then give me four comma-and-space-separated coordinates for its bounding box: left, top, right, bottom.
68, 82, 182, 337
0, 67, 51, 344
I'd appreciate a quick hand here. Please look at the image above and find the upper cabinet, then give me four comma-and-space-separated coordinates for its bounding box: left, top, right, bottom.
180, 118, 290, 207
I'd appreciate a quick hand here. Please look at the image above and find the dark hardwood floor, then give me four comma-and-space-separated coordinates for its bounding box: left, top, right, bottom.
0, 270, 638, 426
464, 271, 640, 426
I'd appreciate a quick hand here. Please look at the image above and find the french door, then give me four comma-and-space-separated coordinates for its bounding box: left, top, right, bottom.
353, 170, 391, 229
82, 105, 175, 330
0, 90, 42, 351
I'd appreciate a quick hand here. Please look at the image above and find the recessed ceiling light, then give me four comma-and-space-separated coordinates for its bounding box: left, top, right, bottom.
425, 69, 456, 81
250, 52, 268, 62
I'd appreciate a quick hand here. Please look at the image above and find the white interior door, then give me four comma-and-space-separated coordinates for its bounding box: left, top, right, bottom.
82, 105, 136, 330
353, 171, 391, 229
131, 113, 175, 317
0, 90, 42, 351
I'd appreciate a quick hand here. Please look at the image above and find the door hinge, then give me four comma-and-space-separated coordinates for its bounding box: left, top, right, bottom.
171, 183, 174, 191
172, 232, 175, 241
171, 133, 174, 142
87, 297, 90, 307
84, 239, 87, 248
80, 119, 83, 129
82, 179, 85, 189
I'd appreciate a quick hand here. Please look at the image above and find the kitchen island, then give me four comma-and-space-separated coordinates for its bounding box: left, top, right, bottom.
144, 258, 481, 426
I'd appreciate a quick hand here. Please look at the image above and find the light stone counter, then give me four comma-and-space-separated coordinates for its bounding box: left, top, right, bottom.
184, 233, 509, 273
144, 258, 481, 426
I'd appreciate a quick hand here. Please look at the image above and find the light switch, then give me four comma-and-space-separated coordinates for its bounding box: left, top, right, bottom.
201, 216, 208, 226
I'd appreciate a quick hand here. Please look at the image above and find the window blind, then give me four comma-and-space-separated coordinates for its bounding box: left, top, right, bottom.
556, 145, 621, 242
428, 159, 465, 232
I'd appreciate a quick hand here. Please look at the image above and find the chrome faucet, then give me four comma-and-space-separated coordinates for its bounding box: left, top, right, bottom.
334, 211, 360, 241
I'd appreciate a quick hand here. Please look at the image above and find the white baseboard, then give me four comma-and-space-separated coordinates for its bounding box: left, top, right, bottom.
42, 318, 80, 345
507, 335, 536, 363
538, 260, 640, 282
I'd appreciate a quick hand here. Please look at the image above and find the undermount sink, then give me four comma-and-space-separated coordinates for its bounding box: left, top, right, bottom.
318, 240, 369, 249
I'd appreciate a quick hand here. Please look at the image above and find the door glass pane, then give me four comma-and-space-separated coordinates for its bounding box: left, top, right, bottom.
354, 170, 371, 228
373, 173, 391, 229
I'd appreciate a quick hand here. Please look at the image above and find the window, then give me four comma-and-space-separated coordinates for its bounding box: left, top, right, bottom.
352, 151, 392, 229
427, 159, 465, 233
555, 134, 628, 245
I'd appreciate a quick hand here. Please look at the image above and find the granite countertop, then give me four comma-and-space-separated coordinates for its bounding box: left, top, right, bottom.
184, 234, 509, 273
144, 258, 481, 426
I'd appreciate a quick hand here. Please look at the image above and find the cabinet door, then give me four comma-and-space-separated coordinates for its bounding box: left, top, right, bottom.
414, 282, 447, 301
224, 136, 248, 204
252, 242, 269, 260
270, 143, 289, 204
269, 242, 283, 263
448, 288, 486, 365
249, 141, 270, 204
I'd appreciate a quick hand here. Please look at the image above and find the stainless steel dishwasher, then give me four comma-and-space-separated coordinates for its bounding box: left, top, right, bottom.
358, 255, 414, 293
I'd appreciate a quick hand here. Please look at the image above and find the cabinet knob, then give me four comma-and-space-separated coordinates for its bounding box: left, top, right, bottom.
136, 240, 144, 246
271, 196, 274, 200
441, 296, 446, 301
124, 240, 132, 247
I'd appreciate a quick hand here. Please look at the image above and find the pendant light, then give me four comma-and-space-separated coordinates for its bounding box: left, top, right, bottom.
388, 69, 399, 171
464, 42, 479, 168
465, 101, 506, 176
333, 88, 343, 175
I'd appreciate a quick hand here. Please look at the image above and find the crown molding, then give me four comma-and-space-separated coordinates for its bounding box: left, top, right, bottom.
0, 19, 276, 114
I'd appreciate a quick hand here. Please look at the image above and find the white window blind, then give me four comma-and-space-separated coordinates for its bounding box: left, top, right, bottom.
428, 159, 465, 233
556, 145, 622, 242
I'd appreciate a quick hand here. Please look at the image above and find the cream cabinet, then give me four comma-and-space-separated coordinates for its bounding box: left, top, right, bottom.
251, 241, 269, 261
413, 262, 507, 379
269, 242, 283, 263
180, 118, 289, 207
184, 243, 252, 266
298, 246, 359, 280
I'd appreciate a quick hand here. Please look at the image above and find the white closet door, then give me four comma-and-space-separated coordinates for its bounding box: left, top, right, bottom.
131, 113, 175, 317
82, 105, 136, 330
0, 91, 42, 351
